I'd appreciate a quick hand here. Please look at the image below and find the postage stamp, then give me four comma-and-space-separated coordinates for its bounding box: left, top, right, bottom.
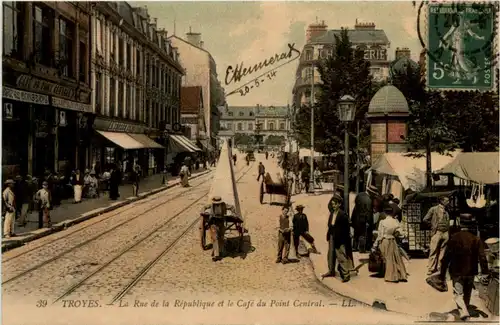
426, 2, 498, 91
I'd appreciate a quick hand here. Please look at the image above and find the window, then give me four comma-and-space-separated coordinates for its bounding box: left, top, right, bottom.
136, 88, 141, 121
127, 43, 132, 70
118, 81, 124, 117
249, 111, 254, 116
269, 122, 274, 131
136, 48, 140, 76
79, 41, 87, 82
239, 111, 244, 116
152, 61, 156, 87
110, 78, 116, 116
248, 123, 253, 131
3, 2, 23, 58
228, 112, 233, 116
33, 5, 52, 66
145, 100, 150, 125
227, 123, 233, 130
96, 19, 102, 53
110, 32, 115, 59
118, 37, 124, 66
305, 48, 313, 61
145, 55, 150, 84
280, 122, 285, 130
237, 123, 243, 131
96, 72, 102, 114
59, 18, 74, 77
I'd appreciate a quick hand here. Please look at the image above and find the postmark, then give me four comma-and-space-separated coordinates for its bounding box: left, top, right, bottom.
425, 2, 498, 91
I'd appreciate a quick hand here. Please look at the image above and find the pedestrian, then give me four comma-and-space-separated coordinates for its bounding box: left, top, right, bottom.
292, 205, 319, 257
391, 198, 403, 222
276, 206, 292, 264
87, 171, 99, 198
439, 214, 489, 321
351, 185, 375, 253
423, 196, 451, 275
34, 181, 52, 229
109, 165, 121, 200
130, 167, 140, 196
313, 167, 322, 189
322, 193, 354, 282
83, 169, 91, 198
179, 162, 191, 187
301, 163, 310, 193
232, 154, 237, 166
265, 152, 269, 160
372, 204, 408, 283
257, 162, 265, 181
3, 179, 17, 238
71, 169, 83, 203
14, 175, 30, 227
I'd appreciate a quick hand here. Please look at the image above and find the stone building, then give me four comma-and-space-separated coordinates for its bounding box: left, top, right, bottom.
169, 30, 226, 148
2, 2, 92, 178
90, 3, 185, 175
292, 20, 391, 108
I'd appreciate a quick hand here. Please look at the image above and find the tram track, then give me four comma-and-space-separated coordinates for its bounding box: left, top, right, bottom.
2, 171, 216, 264
52, 162, 254, 304
3, 165, 249, 285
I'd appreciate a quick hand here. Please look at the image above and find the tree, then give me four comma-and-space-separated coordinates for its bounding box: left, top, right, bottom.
293, 28, 377, 156
265, 135, 286, 146
233, 133, 253, 146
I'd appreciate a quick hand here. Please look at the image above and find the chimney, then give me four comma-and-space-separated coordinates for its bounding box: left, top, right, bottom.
354, 21, 376, 30
186, 28, 202, 48
395, 47, 411, 60
306, 20, 328, 43
199, 41, 204, 48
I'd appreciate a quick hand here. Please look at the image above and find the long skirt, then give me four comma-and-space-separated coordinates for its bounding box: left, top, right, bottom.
74, 185, 82, 202
180, 174, 189, 187
379, 238, 408, 282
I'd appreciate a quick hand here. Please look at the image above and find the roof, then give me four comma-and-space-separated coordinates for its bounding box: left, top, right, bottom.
435, 152, 500, 184
390, 57, 420, 78
256, 105, 289, 117
220, 106, 256, 120
310, 29, 389, 45
180, 86, 203, 114
368, 85, 409, 114
168, 35, 212, 57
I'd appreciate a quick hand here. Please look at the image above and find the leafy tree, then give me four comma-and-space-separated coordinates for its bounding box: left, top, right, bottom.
293, 28, 376, 156
265, 135, 286, 146
233, 133, 254, 146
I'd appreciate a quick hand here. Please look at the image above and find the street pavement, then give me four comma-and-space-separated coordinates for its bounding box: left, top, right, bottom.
1, 152, 416, 325
261, 157, 496, 321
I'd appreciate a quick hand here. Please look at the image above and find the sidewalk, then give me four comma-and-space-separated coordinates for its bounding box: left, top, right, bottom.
291, 188, 495, 320
2, 168, 211, 252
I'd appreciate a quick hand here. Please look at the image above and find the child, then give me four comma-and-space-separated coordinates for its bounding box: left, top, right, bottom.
277, 206, 292, 264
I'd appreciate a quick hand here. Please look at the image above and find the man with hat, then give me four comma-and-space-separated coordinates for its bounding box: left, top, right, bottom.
3, 179, 16, 238
34, 181, 52, 228
423, 196, 451, 275
439, 214, 489, 321
351, 185, 377, 253
323, 193, 354, 282
292, 204, 319, 257
201, 196, 237, 261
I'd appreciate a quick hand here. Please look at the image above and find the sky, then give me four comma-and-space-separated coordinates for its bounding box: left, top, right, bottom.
138, 1, 424, 107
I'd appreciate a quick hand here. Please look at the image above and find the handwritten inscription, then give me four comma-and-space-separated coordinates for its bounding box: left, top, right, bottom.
238, 71, 277, 97
225, 43, 300, 86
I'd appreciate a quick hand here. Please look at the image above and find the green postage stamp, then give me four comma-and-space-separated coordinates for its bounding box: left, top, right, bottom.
427, 2, 497, 91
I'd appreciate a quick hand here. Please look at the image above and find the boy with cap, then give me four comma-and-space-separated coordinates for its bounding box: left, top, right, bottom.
35, 181, 52, 228
292, 204, 319, 257
276, 206, 292, 264
3, 179, 16, 238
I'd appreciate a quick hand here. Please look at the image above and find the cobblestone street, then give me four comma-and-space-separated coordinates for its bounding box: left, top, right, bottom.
1, 155, 414, 324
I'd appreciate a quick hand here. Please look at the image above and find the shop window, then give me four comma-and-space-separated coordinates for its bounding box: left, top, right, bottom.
105, 147, 115, 165
79, 40, 87, 83
33, 4, 53, 66
110, 78, 116, 116
3, 2, 24, 59
280, 122, 285, 130
237, 123, 242, 131
58, 18, 74, 77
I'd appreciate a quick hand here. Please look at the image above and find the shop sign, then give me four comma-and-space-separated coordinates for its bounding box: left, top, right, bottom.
371, 123, 386, 143
388, 123, 407, 143
363, 48, 387, 61
52, 97, 92, 113
108, 121, 144, 133
3, 86, 49, 105
16, 74, 75, 100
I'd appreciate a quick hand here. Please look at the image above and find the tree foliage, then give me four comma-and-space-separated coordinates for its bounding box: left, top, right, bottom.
233, 133, 254, 146
293, 28, 377, 155
265, 135, 286, 146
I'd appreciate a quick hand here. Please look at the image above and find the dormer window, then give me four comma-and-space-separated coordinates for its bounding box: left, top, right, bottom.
305, 48, 313, 61
239, 111, 244, 116
228, 112, 233, 116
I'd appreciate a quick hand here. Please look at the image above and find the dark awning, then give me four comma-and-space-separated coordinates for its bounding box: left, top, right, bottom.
169, 135, 201, 153
199, 139, 215, 152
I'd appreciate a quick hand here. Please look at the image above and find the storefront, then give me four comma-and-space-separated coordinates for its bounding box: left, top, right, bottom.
92, 118, 165, 177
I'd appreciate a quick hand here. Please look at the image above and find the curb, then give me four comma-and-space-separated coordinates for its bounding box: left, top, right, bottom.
1, 170, 212, 253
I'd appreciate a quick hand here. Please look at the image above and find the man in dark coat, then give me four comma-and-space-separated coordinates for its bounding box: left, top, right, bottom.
351, 185, 376, 253
439, 214, 489, 321
109, 165, 121, 200
292, 205, 319, 257
322, 193, 354, 282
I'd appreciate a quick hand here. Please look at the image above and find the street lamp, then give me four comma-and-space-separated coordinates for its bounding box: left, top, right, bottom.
338, 95, 356, 215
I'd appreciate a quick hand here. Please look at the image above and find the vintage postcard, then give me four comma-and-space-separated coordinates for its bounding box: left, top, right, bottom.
2, 1, 499, 325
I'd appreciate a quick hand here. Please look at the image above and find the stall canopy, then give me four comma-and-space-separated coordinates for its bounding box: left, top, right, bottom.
199, 139, 215, 152
298, 148, 323, 159
435, 152, 499, 184
127, 133, 164, 149
369, 151, 461, 192
169, 135, 202, 153
96, 130, 145, 150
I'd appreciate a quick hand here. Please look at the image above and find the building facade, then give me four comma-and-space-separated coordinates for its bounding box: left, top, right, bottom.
169, 31, 225, 147
90, 3, 184, 175
180, 86, 205, 141
292, 20, 391, 108
219, 105, 290, 147
2, 2, 92, 178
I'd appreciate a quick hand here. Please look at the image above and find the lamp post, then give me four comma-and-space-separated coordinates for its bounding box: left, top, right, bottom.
338, 95, 356, 215
309, 66, 315, 193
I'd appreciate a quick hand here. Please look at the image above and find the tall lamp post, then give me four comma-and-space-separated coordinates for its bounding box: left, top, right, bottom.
308, 66, 315, 193
338, 95, 356, 215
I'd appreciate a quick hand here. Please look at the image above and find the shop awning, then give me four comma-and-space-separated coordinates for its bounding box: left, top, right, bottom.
127, 133, 164, 149
169, 135, 202, 153
199, 139, 215, 152
96, 130, 145, 149
435, 152, 500, 184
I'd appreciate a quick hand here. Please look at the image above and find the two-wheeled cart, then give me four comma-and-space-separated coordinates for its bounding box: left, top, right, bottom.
200, 212, 245, 252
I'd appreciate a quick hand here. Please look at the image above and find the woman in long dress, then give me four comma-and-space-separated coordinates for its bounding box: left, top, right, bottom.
180, 164, 191, 187
372, 205, 408, 283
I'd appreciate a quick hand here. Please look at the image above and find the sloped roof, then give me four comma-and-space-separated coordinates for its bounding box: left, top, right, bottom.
256, 105, 289, 117
435, 152, 500, 184
180, 86, 203, 114
311, 29, 389, 45
368, 85, 409, 114
221, 106, 256, 120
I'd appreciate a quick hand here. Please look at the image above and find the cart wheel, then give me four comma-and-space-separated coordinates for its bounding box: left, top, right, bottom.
259, 183, 264, 204
200, 219, 207, 250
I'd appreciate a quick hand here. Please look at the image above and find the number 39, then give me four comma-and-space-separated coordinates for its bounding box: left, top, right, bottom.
432, 62, 448, 80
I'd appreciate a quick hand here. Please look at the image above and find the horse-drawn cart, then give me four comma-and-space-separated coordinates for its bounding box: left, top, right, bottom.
260, 173, 289, 204
200, 212, 245, 252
